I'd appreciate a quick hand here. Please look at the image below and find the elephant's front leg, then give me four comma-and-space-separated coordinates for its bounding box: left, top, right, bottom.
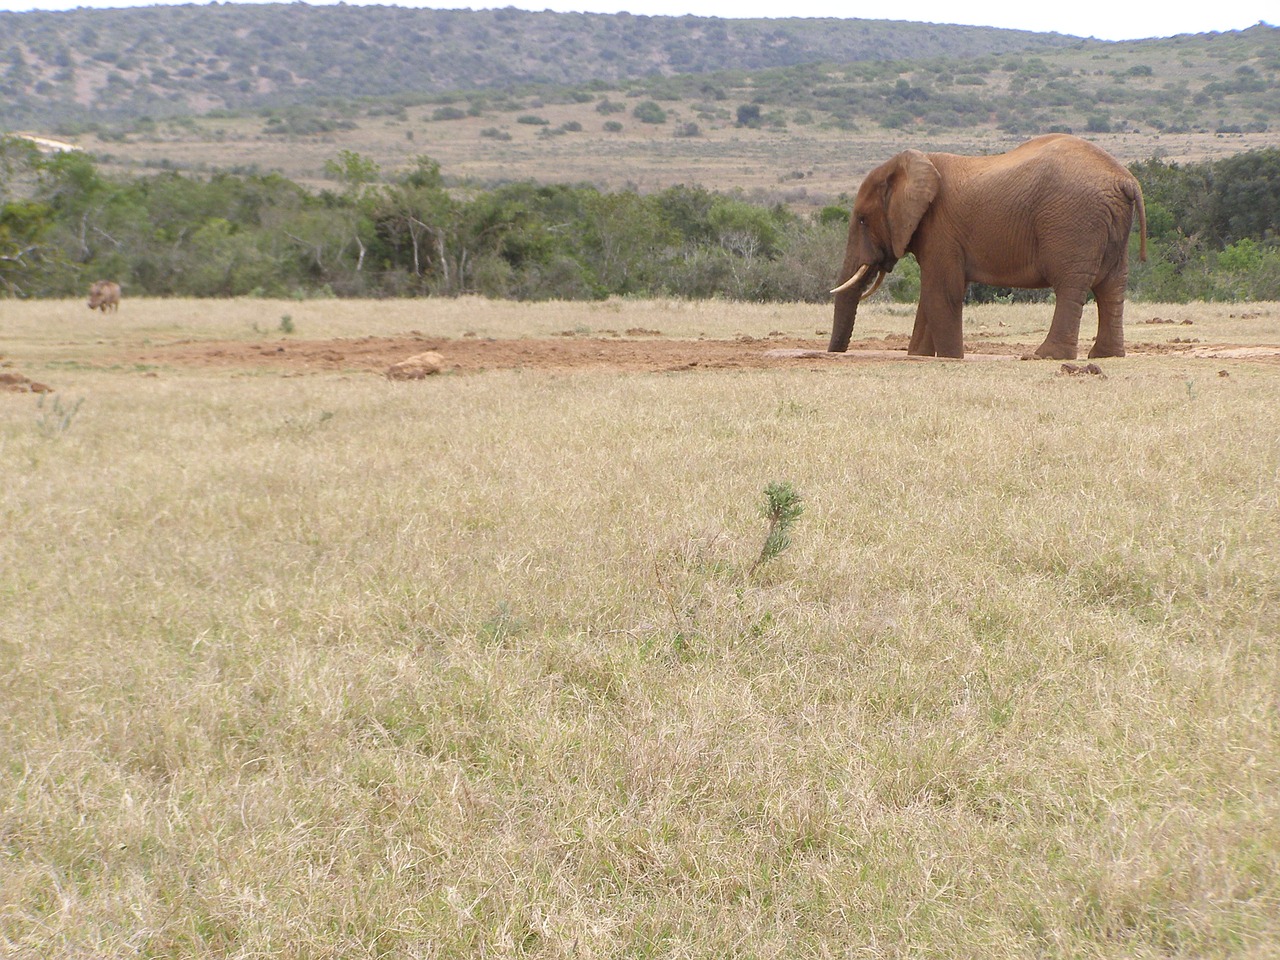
907, 308, 934, 356
909, 263, 965, 358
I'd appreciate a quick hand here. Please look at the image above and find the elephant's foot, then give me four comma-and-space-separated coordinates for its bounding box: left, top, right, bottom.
1026, 340, 1079, 360
1088, 341, 1126, 358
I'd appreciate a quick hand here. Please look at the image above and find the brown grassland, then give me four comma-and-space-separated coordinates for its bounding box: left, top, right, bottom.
3, 296, 1280, 957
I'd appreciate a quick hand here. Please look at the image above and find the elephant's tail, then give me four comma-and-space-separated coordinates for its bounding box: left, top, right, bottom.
1128, 181, 1148, 263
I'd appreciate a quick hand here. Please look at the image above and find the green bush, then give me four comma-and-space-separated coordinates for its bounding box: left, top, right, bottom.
632, 101, 667, 124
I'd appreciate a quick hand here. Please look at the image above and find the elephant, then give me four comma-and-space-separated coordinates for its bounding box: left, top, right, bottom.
87, 279, 121, 313
828, 134, 1147, 360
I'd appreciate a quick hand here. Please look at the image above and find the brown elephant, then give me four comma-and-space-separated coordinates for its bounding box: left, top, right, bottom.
87, 279, 121, 313
829, 134, 1147, 360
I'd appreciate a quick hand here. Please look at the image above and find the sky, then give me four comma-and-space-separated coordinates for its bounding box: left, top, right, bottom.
0, 0, 1274, 43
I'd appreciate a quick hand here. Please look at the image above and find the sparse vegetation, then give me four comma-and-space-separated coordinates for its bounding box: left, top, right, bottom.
33, 391, 83, 436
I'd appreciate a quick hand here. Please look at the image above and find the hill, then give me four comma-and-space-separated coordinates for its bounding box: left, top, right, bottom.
10, 18, 1266, 210
2, 3, 1083, 125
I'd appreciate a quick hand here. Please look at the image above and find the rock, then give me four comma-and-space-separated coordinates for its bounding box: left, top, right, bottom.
387, 351, 445, 380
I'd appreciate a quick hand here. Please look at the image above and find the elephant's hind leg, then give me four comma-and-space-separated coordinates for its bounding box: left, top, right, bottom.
1088, 272, 1128, 358
1031, 288, 1085, 360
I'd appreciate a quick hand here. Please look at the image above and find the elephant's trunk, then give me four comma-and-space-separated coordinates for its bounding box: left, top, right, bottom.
827, 266, 882, 353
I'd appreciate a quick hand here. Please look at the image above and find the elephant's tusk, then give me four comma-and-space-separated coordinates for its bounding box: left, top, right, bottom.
858, 269, 886, 302
830, 264, 869, 295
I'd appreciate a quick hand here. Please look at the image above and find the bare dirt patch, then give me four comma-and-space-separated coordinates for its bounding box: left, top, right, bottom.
118, 333, 1027, 376
114, 330, 1280, 377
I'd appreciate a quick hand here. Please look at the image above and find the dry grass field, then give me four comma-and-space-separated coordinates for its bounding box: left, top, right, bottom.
3, 297, 1280, 957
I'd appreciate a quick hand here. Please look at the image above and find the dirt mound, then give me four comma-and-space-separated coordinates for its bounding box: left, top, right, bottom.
1, 371, 53, 393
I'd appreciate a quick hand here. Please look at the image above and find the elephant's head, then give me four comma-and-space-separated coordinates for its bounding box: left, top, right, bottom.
828, 149, 940, 352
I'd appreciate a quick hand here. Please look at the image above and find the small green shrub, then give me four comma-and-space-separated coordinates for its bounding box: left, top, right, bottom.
633, 101, 667, 124
35, 393, 84, 438
751, 481, 804, 575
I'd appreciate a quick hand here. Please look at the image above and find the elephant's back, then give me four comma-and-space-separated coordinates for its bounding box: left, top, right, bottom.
950, 135, 1136, 203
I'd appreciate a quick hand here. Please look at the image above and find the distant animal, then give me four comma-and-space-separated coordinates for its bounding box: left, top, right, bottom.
829, 133, 1147, 360
87, 280, 121, 313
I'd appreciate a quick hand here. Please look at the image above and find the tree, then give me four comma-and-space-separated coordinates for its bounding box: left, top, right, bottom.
580, 190, 674, 294
36, 150, 114, 263
369, 157, 455, 290
0, 136, 62, 295
1129, 157, 1213, 243
0, 199, 60, 296
323, 149, 380, 197
315, 151, 382, 284
1209, 148, 1280, 244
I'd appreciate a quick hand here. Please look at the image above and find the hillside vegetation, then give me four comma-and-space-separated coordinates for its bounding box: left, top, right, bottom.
1, 4, 1276, 138
3, 14, 1274, 205
0, 4, 1080, 126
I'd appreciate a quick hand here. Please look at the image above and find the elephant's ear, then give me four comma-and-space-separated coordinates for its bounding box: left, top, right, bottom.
887, 150, 941, 260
